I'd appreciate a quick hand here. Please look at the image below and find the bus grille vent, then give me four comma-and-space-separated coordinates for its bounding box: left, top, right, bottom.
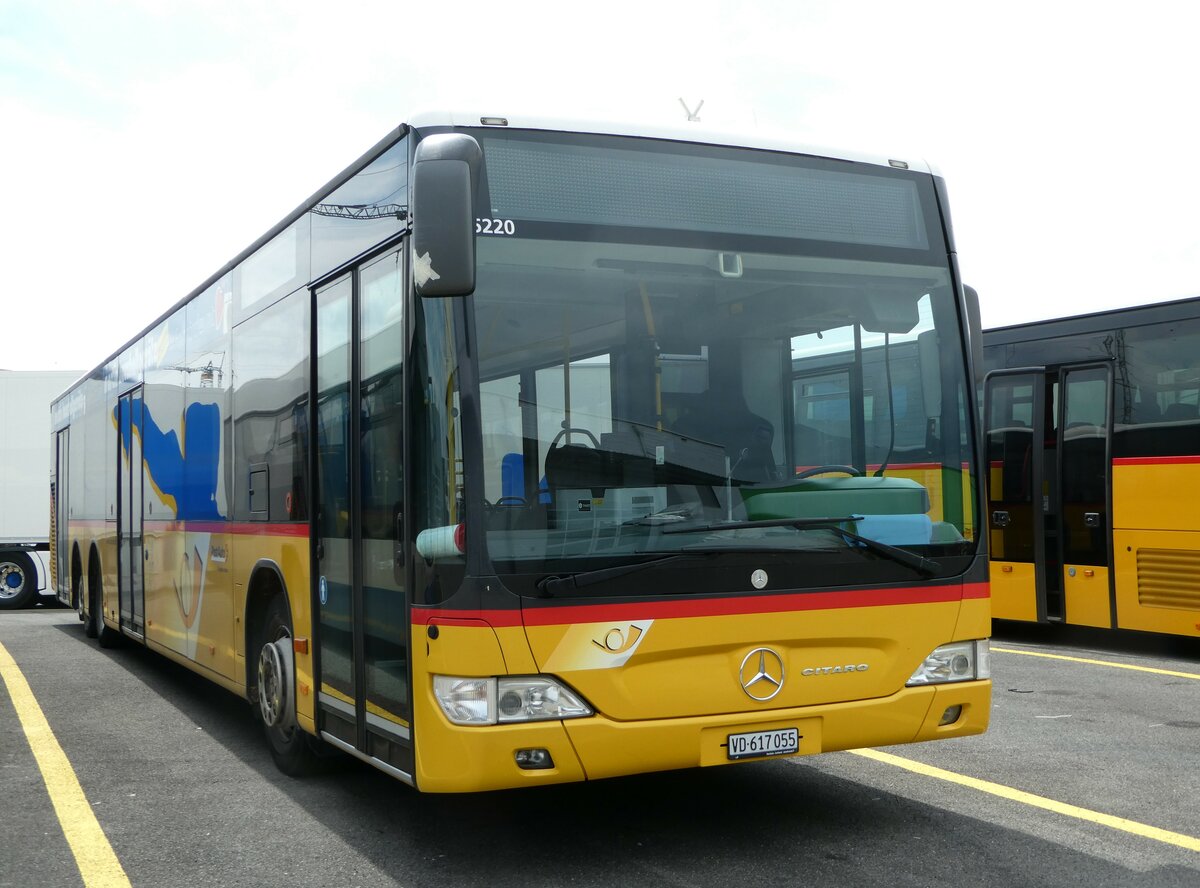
1136, 548, 1200, 610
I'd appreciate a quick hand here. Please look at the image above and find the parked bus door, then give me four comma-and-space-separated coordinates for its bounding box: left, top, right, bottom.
54, 428, 69, 599
984, 369, 1049, 622
312, 250, 411, 775
1056, 364, 1114, 628
117, 386, 145, 636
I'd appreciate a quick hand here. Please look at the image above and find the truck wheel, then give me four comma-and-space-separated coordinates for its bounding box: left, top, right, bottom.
256, 595, 323, 776
0, 552, 37, 610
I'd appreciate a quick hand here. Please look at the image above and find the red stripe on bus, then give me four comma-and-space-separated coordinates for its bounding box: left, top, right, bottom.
73, 519, 309, 537
1112, 455, 1200, 466
414, 582, 988, 628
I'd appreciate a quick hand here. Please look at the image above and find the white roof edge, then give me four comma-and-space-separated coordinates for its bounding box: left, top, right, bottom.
404, 110, 938, 175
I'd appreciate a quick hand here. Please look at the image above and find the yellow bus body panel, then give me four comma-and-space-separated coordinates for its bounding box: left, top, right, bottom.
411, 587, 991, 792
412, 622, 589, 792
1111, 461, 1200, 637
989, 562, 1037, 622
1113, 461, 1200, 534
566, 681, 989, 781
1113, 529, 1200, 637
1063, 565, 1111, 628
136, 526, 315, 725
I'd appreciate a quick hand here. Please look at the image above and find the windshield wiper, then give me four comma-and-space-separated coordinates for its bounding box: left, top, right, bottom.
536, 552, 714, 597
536, 516, 941, 596
662, 516, 942, 577
660, 515, 864, 533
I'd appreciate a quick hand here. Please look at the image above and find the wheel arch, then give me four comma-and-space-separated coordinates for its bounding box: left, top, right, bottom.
87, 543, 103, 609
70, 544, 84, 608
244, 559, 291, 700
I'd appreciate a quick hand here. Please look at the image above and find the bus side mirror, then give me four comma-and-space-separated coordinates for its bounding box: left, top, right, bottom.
412, 133, 483, 298
964, 285, 984, 385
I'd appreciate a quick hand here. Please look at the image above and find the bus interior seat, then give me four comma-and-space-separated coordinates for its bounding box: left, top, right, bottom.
485, 453, 548, 531
544, 440, 618, 495
672, 388, 777, 481
1163, 402, 1198, 422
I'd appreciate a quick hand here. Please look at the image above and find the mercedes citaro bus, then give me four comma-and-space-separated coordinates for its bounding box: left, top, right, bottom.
51, 112, 990, 791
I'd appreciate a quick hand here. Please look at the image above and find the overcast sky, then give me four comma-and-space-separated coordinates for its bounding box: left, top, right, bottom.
3, 0, 1199, 372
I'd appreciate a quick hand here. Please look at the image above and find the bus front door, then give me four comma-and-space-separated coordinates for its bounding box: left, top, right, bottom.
313, 249, 412, 778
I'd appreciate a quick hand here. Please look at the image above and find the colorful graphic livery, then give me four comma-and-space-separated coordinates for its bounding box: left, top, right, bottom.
984, 296, 1200, 638
51, 112, 991, 792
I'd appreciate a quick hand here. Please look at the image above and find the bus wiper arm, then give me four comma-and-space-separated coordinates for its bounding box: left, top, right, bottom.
829, 526, 942, 577
536, 552, 713, 597
663, 515, 941, 577
660, 516, 864, 533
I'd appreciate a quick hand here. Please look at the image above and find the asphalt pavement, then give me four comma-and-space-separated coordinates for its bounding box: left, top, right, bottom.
2, 608, 1197, 888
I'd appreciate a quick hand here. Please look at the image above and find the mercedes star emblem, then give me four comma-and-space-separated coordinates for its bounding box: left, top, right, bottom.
739, 647, 785, 701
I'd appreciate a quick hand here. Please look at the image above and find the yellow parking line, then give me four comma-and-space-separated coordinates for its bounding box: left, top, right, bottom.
851, 748, 1200, 853
0, 642, 131, 887
992, 646, 1200, 680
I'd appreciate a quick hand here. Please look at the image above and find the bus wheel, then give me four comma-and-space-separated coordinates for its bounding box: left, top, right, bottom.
256, 596, 322, 776
91, 562, 120, 649
78, 570, 97, 637
0, 552, 37, 610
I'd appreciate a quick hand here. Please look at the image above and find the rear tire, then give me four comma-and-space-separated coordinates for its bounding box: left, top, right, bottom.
91, 562, 120, 648
78, 570, 98, 637
255, 595, 323, 776
0, 552, 37, 610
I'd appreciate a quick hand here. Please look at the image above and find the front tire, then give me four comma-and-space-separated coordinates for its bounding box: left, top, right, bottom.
256, 596, 323, 776
0, 552, 37, 610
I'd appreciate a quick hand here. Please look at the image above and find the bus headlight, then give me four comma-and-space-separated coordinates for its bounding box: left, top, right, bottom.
434, 675, 593, 725
906, 640, 990, 686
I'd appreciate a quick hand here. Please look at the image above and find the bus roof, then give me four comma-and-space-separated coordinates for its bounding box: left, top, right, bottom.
53, 112, 940, 404
407, 110, 938, 174
984, 294, 1200, 345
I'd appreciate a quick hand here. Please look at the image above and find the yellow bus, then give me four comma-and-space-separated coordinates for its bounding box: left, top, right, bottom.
984, 296, 1200, 637
51, 112, 990, 791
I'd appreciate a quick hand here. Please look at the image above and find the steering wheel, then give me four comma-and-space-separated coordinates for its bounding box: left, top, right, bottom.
548, 427, 601, 449
794, 465, 863, 480
493, 495, 527, 507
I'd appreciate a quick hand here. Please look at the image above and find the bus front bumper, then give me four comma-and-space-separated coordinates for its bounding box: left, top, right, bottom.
414, 680, 990, 792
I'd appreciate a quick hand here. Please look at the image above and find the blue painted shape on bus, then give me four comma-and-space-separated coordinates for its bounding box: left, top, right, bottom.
115, 399, 225, 521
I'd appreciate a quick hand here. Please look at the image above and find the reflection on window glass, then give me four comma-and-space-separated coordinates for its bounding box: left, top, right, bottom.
239, 220, 309, 317
232, 290, 309, 521
312, 139, 408, 276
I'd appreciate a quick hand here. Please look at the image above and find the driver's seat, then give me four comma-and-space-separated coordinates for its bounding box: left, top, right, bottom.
673, 391, 778, 482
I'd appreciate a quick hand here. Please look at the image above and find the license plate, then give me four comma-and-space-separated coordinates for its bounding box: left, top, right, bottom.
726, 727, 800, 760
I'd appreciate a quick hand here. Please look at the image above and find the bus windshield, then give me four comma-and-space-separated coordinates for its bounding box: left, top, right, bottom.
466, 129, 976, 588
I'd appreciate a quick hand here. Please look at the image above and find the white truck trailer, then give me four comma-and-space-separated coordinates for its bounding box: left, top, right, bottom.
1, 369, 80, 609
